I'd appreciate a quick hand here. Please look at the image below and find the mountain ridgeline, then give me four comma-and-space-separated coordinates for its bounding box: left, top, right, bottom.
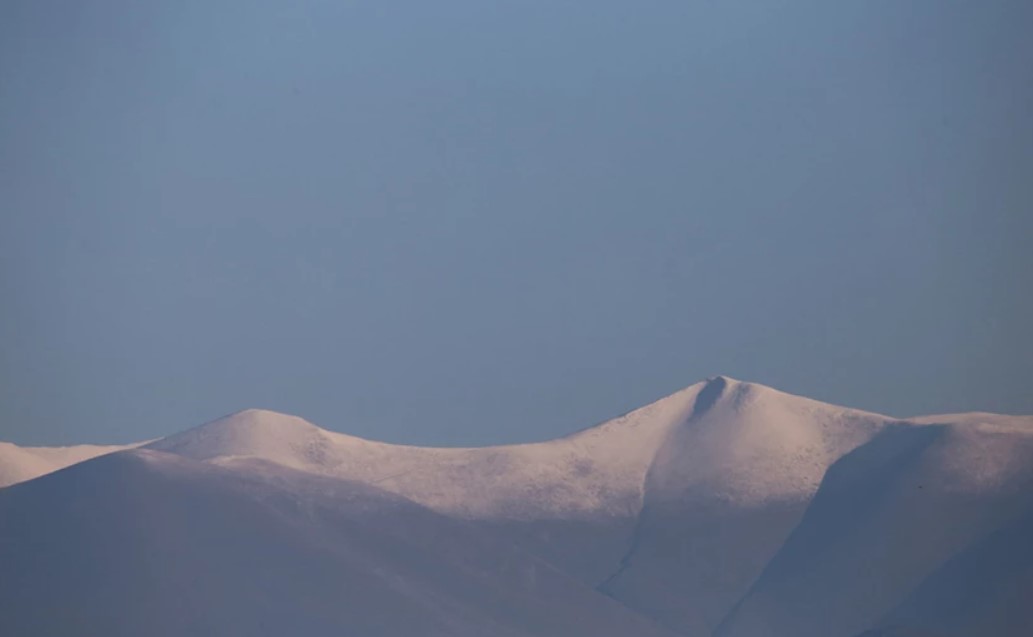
1, 377, 1031, 636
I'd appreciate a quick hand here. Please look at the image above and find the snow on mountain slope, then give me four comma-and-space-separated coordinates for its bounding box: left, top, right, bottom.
0, 440, 142, 487
145, 384, 703, 519
599, 376, 898, 635
647, 376, 892, 506
142, 376, 892, 524
0, 448, 682, 637
716, 416, 1033, 637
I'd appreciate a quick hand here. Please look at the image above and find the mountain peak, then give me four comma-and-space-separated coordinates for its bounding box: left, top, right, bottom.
144, 408, 335, 468
692, 376, 734, 416
219, 407, 313, 426
706, 374, 738, 384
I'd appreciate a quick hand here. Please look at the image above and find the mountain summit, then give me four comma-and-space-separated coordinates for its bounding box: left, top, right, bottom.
147, 408, 354, 470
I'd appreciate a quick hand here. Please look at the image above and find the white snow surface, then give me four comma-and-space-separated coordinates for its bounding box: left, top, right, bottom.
145, 384, 697, 518
5, 376, 1031, 519
139, 376, 893, 518
645, 378, 894, 507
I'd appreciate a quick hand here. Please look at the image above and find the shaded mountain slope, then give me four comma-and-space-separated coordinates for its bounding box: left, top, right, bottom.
873, 500, 1033, 636
716, 418, 1033, 637
0, 449, 680, 637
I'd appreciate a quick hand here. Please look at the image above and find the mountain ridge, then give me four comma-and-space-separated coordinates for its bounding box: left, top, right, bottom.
3, 376, 1029, 504
2, 376, 1032, 636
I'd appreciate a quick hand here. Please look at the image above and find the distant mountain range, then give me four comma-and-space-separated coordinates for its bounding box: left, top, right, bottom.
2, 376, 1031, 636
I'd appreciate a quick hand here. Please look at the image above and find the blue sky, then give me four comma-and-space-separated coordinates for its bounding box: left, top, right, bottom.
2, 1, 1031, 445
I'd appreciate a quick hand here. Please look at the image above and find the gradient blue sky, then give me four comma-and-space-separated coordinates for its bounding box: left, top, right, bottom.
2, 1, 1031, 446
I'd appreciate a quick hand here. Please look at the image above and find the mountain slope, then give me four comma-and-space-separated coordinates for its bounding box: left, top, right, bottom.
0, 448, 681, 637
144, 393, 689, 520
0, 440, 142, 487
875, 501, 1033, 636
716, 416, 1033, 637
598, 376, 896, 634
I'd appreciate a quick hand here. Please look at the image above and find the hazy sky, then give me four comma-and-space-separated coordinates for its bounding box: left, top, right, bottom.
2, 1, 1031, 446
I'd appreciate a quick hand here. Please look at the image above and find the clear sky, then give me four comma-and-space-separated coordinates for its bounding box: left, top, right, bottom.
2, 1, 1031, 446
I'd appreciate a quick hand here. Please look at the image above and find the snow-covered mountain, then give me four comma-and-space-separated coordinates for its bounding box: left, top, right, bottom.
1, 376, 1031, 636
